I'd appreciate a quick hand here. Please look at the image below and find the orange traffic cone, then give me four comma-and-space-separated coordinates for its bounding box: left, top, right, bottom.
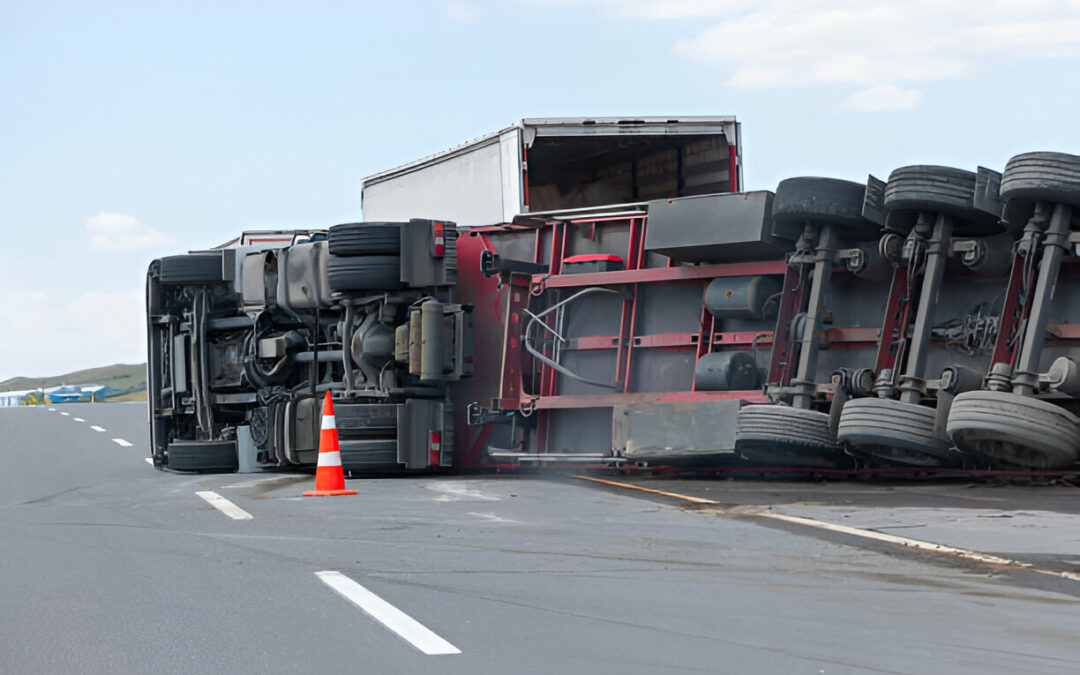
303, 391, 358, 497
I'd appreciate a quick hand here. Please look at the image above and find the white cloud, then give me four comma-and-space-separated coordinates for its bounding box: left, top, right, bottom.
539, 0, 1080, 111
0, 288, 146, 381
446, 1, 481, 24
672, 2, 1080, 88
85, 212, 174, 252
839, 84, 922, 112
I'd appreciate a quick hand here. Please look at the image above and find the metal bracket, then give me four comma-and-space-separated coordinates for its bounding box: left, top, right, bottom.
466, 401, 517, 426
522, 287, 623, 390
862, 174, 886, 226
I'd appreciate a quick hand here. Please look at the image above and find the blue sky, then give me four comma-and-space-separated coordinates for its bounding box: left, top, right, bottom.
2, 0, 1080, 381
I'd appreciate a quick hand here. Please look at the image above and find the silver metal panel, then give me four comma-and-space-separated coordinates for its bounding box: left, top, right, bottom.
171, 334, 188, 394
235, 424, 258, 473
362, 129, 520, 225
499, 131, 523, 221
614, 400, 743, 459
241, 252, 268, 309
278, 241, 331, 310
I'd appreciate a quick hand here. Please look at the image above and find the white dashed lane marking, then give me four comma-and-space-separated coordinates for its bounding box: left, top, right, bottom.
112, 438, 133, 447
73, 418, 85, 422
60, 412, 70, 416
195, 491, 253, 520
315, 571, 461, 655
144, 457, 154, 465
90, 425, 105, 432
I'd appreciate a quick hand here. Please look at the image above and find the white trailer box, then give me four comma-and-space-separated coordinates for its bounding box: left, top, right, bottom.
361, 116, 742, 226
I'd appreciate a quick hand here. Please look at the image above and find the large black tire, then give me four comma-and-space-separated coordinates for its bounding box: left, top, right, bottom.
328, 222, 403, 256
837, 398, 955, 467
167, 440, 238, 472
734, 405, 847, 468
772, 177, 881, 241
1000, 152, 1080, 227
884, 165, 999, 236
158, 252, 225, 285
326, 255, 402, 291
946, 390, 1080, 469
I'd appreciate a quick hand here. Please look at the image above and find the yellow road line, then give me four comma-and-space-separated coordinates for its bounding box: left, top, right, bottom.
572, 475, 721, 504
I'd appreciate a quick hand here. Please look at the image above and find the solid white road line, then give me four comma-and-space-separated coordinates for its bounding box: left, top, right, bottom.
195, 491, 254, 520
315, 571, 461, 655
574, 476, 1080, 583
60, 412, 70, 416
145, 457, 154, 465
90, 425, 105, 432
73, 417, 85, 422
757, 512, 1044, 570
112, 438, 133, 447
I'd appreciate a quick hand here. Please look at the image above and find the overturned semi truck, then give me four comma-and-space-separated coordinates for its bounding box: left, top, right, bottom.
147, 116, 1080, 474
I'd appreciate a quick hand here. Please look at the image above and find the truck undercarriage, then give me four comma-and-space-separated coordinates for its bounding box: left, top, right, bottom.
147, 222, 472, 472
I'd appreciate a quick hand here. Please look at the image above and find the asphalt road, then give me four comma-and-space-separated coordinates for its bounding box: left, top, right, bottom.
2, 403, 1080, 674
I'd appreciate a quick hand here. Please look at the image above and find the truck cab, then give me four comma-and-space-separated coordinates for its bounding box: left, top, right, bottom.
146, 220, 473, 473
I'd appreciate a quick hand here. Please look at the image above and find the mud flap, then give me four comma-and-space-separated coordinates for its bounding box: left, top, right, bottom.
397, 400, 451, 469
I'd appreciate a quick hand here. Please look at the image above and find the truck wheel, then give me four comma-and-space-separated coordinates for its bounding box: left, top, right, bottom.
734, 405, 846, 468
326, 255, 402, 291
328, 223, 403, 256
946, 390, 1080, 469
166, 440, 239, 472
883, 165, 999, 236
837, 398, 956, 466
159, 252, 225, 284
1000, 151, 1080, 226
772, 177, 880, 241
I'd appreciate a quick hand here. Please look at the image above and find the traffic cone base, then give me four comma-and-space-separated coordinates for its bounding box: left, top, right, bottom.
303, 391, 357, 497
303, 488, 358, 497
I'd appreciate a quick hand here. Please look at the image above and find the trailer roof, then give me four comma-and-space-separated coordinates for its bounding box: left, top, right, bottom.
362, 116, 739, 187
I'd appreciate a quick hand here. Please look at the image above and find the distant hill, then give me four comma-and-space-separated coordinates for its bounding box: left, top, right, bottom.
0, 363, 146, 393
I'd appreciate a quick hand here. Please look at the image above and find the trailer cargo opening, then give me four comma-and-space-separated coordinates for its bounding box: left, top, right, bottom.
360, 117, 741, 225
